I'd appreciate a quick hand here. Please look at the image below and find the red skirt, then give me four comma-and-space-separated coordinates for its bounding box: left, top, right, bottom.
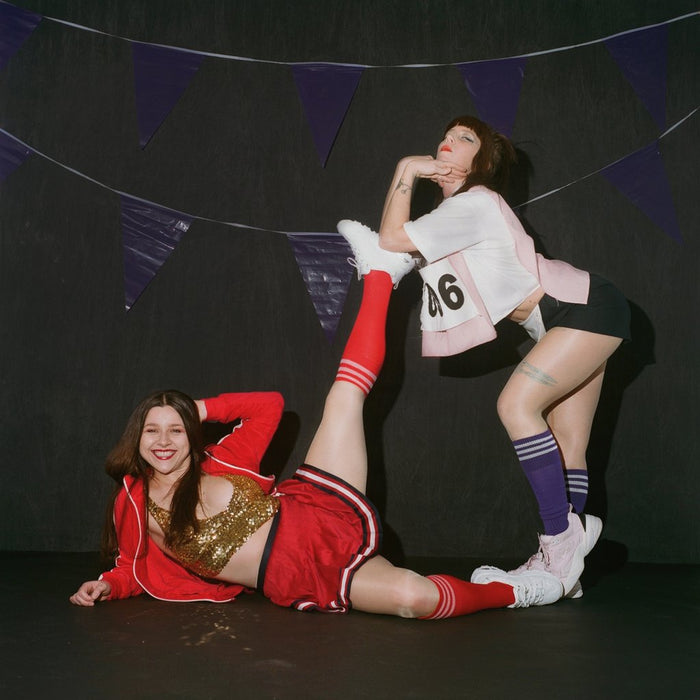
258, 464, 382, 613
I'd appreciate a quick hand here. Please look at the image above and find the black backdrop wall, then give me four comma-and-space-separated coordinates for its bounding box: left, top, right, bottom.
1, 0, 698, 563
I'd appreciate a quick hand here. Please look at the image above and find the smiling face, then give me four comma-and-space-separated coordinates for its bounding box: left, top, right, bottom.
436, 125, 481, 173
139, 405, 192, 481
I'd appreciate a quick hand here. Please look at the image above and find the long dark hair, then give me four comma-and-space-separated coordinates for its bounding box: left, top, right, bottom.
100, 390, 205, 560
444, 115, 517, 196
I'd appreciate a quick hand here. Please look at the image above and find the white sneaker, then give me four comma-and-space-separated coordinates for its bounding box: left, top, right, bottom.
337, 219, 415, 286
470, 566, 563, 608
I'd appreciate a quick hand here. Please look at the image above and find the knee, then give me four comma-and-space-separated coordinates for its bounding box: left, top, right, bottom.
496, 387, 525, 430
391, 570, 438, 619
497, 386, 548, 437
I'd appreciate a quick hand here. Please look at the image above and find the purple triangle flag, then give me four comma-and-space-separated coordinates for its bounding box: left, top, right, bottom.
457, 57, 527, 137
0, 1, 42, 72
605, 25, 668, 130
131, 42, 205, 148
287, 233, 354, 342
292, 64, 364, 167
601, 141, 681, 243
120, 194, 193, 309
0, 129, 31, 180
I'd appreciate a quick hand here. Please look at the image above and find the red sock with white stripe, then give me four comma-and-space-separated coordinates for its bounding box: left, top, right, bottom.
419, 574, 515, 619
335, 270, 393, 395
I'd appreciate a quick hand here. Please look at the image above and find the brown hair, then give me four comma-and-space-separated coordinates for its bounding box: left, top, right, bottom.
100, 390, 204, 560
444, 115, 517, 196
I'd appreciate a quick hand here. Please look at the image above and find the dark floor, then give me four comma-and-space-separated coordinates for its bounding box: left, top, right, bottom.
1, 548, 698, 700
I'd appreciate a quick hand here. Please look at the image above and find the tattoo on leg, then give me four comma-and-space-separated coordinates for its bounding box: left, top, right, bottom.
517, 360, 558, 387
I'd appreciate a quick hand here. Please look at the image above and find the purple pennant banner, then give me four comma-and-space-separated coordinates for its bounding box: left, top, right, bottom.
601, 141, 681, 243
120, 195, 193, 309
0, 1, 42, 72
457, 57, 528, 138
605, 25, 668, 130
287, 233, 354, 343
292, 64, 364, 167
131, 42, 205, 148
0, 129, 31, 180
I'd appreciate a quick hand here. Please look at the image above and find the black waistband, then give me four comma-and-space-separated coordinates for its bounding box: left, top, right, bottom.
256, 507, 282, 591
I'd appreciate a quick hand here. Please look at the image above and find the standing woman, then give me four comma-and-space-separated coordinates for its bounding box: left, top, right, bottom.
70, 230, 562, 617
377, 115, 630, 597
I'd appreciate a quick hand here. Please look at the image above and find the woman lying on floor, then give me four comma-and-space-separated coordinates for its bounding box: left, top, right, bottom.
70, 230, 562, 618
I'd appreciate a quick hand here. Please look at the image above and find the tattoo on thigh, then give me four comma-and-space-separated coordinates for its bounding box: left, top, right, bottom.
516, 360, 558, 387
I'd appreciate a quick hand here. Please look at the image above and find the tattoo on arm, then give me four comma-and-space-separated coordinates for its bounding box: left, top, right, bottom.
516, 360, 558, 387
395, 179, 413, 195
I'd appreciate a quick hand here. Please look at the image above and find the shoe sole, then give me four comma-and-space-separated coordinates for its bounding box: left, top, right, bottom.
562, 514, 602, 596
566, 579, 583, 599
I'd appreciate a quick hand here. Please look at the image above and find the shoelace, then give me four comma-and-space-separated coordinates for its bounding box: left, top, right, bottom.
517, 578, 545, 607
347, 256, 363, 280
347, 255, 409, 289
535, 535, 555, 567
524, 548, 547, 569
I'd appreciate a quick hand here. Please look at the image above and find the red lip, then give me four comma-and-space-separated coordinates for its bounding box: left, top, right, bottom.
439, 146, 452, 152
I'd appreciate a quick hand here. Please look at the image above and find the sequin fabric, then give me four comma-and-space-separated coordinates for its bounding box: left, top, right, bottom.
147, 474, 279, 578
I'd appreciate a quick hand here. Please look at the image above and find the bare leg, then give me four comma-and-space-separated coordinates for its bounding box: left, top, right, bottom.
497, 327, 622, 439
304, 269, 394, 493
348, 556, 440, 618
496, 329, 621, 591
349, 556, 543, 618
304, 382, 369, 493
546, 362, 607, 468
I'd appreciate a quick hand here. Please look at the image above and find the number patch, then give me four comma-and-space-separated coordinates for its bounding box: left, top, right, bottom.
419, 259, 480, 331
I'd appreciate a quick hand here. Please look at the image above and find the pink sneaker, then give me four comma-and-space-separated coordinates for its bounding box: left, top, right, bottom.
528, 512, 602, 596
509, 550, 584, 599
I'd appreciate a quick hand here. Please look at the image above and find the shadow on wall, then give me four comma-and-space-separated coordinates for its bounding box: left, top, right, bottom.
201, 413, 301, 481
364, 272, 424, 564
586, 300, 656, 519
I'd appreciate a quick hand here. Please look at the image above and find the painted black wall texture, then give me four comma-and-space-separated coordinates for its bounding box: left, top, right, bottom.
1, 1, 698, 562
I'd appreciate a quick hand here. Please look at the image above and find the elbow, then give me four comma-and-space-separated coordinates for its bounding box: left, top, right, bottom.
379, 226, 414, 253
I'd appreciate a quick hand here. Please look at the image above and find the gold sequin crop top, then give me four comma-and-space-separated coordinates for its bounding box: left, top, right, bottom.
147, 474, 279, 579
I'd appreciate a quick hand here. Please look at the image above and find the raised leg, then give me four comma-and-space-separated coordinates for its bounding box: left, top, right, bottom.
304, 221, 415, 493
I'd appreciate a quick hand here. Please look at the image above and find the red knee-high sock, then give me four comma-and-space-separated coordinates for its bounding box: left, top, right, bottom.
335, 270, 393, 395
419, 574, 516, 619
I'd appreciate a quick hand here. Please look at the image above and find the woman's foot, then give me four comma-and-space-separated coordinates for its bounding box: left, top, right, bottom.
337, 219, 415, 285
508, 512, 602, 597
508, 551, 583, 598
470, 566, 564, 607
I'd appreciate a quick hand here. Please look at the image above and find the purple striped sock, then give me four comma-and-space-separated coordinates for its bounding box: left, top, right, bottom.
565, 469, 589, 514
513, 430, 569, 535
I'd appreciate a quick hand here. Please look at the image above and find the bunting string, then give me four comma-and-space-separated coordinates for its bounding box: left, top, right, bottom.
3, 1, 695, 68
516, 107, 698, 208
1, 0, 695, 320
1, 107, 695, 233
